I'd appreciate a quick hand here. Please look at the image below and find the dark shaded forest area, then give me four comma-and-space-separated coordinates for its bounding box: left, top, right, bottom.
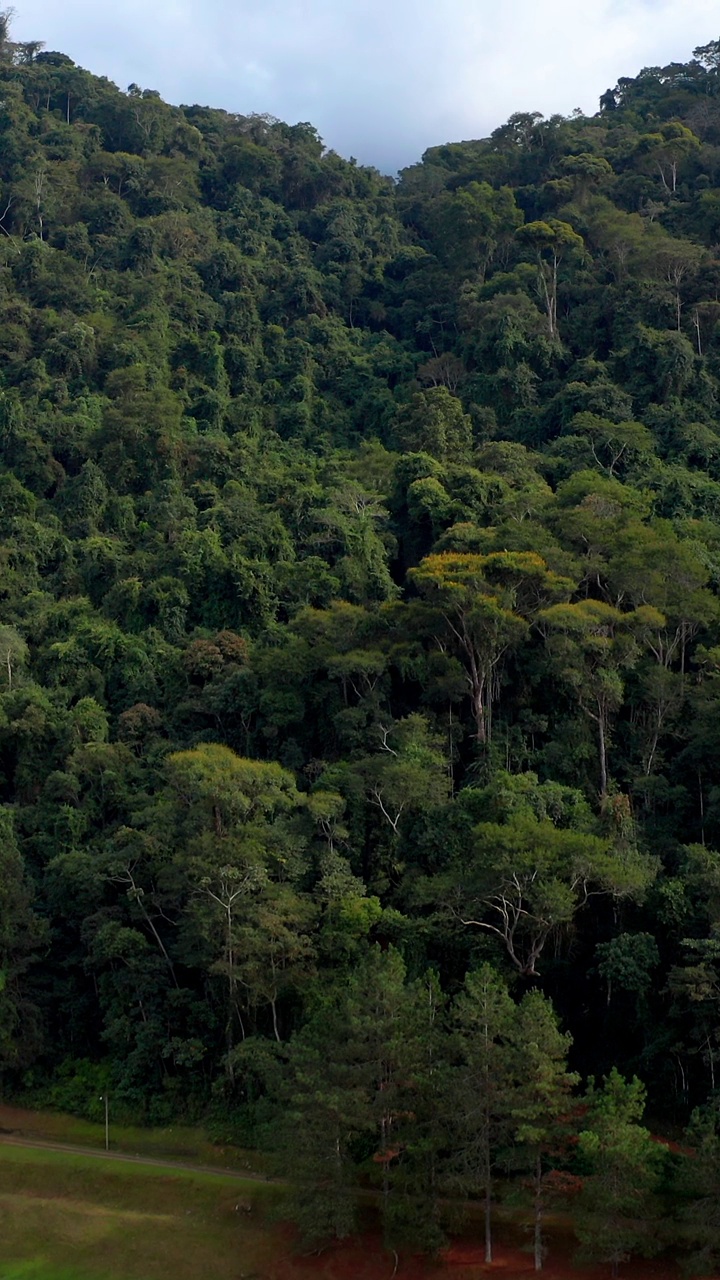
6, 12, 720, 1264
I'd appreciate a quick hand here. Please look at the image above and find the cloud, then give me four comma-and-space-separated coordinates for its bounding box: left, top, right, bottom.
14, 0, 720, 171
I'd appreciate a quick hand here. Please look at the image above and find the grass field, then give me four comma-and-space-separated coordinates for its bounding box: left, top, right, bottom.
0, 1143, 281, 1280
0, 1142, 445, 1280
0, 1108, 686, 1280
0, 1104, 266, 1173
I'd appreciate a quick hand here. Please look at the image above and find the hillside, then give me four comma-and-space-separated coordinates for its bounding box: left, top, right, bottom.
4, 16, 720, 1263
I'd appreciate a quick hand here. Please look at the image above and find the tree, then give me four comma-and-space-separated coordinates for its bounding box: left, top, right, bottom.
565, 414, 653, 479
634, 122, 700, 195
278, 946, 434, 1250
410, 551, 572, 744
232, 881, 316, 1043
676, 1101, 720, 1275
354, 714, 450, 839
516, 219, 584, 340
165, 746, 304, 1066
429, 181, 523, 280
395, 387, 473, 463
574, 1070, 664, 1276
583, 202, 646, 283
280, 998, 362, 1247
508, 990, 579, 1271
344, 947, 419, 1223
595, 932, 660, 1010
457, 815, 618, 977
0, 625, 28, 690
451, 964, 516, 1261
0, 8, 14, 61
0, 807, 43, 1070
647, 234, 703, 331
382, 970, 449, 1254
560, 154, 614, 204
438, 777, 652, 977
538, 601, 640, 796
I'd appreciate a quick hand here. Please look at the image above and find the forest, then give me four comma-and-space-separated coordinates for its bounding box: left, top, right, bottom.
6, 9, 720, 1266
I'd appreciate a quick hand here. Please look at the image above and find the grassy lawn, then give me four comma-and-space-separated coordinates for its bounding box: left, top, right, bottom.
0, 1104, 266, 1173
0, 1143, 283, 1280
0, 1141, 685, 1280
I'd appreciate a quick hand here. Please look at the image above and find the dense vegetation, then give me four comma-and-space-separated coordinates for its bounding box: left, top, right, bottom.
7, 10, 720, 1263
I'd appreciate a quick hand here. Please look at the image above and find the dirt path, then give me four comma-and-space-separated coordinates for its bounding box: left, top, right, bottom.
0, 1132, 277, 1183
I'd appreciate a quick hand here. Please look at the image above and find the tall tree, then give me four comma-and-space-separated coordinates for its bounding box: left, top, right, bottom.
164, 746, 305, 1067
516, 219, 584, 340
450, 963, 516, 1261
538, 600, 640, 796
410, 551, 572, 745
508, 990, 579, 1271
675, 1101, 720, 1275
0, 808, 44, 1071
574, 1069, 664, 1276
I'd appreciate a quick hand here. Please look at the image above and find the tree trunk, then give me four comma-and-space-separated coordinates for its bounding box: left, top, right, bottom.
463, 635, 488, 744
534, 1153, 544, 1271
597, 710, 608, 797
694, 310, 703, 355
381, 1113, 390, 1208
551, 253, 559, 339
271, 996, 281, 1043
226, 905, 235, 1080
135, 890, 179, 988
485, 1176, 493, 1263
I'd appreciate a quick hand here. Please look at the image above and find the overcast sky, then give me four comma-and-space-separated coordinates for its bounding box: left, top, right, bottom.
13, 0, 720, 172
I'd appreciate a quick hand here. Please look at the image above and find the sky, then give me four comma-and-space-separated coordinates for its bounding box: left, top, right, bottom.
12, 0, 720, 173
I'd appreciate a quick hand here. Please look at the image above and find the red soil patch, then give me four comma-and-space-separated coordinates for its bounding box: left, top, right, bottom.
274, 1231, 436, 1279
0, 1105, 42, 1132
269, 1232, 690, 1280
442, 1241, 534, 1269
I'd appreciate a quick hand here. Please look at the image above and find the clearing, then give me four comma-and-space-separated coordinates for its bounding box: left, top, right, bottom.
0, 1105, 686, 1280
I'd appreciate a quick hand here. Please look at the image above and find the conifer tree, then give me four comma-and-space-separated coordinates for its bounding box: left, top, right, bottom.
573, 1069, 664, 1276
280, 999, 361, 1248
674, 1100, 720, 1275
450, 963, 516, 1262
507, 990, 579, 1271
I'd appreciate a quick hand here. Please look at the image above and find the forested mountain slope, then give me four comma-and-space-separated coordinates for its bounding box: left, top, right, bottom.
6, 15, 720, 1258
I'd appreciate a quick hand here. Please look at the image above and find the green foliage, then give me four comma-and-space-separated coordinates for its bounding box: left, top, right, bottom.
506, 990, 579, 1270
449, 963, 516, 1261
1, 15, 720, 1257
573, 1070, 665, 1274
675, 1100, 720, 1274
